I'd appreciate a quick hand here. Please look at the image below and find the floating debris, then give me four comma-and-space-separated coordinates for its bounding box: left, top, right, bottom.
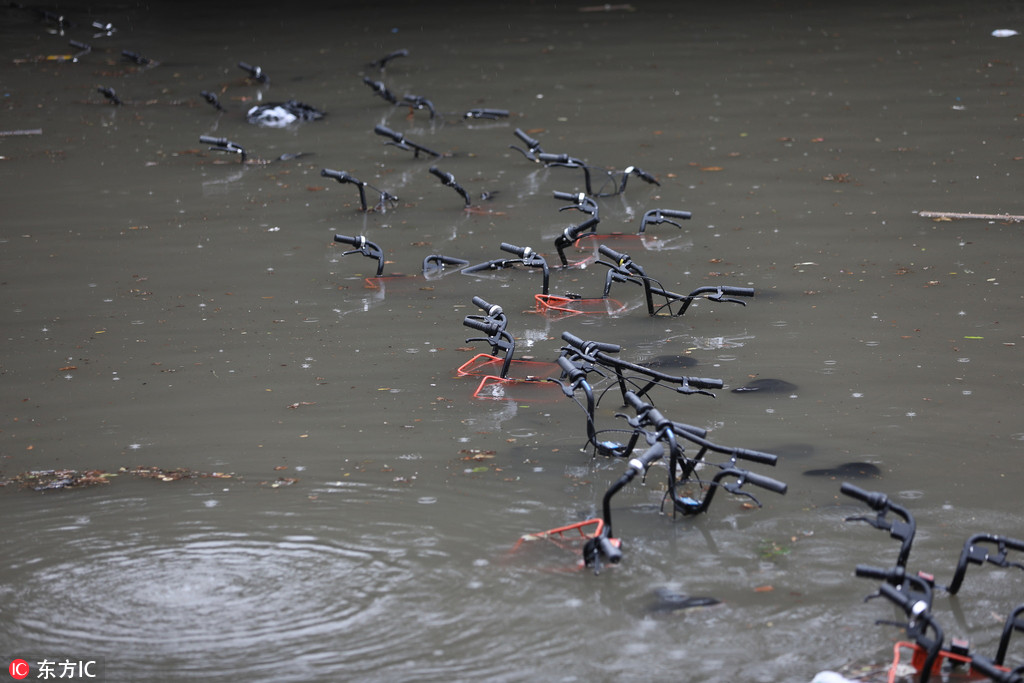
246, 100, 324, 128
803, 461, 881, 479
0, 466, 235, 492
731, 378, 797, 394
2, 469, 112, 491
646, 587, 720, 614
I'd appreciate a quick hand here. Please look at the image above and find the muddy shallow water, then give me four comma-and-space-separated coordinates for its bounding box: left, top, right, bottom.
2, 2, 1023, 681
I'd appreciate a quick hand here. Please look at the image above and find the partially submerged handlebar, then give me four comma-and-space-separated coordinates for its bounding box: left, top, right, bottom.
560, 330, 621, 356
584, 442, 664, 574
510, 128, 544, 161
238, 61, 268, 83
374, 124, 440, 158
333, 234, 385, 277
200, 135, 246, 162
321, 168, 397, 212
841, 482, 916, 569
946, 533, 1024, 595
464, 108, 509, 120
639, 208, 692, 233
429, 166, 471, 206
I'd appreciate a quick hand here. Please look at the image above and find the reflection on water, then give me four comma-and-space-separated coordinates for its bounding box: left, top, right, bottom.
2, 1, 1023, 681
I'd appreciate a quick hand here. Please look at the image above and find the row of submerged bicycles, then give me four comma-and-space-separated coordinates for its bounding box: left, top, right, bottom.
182, 44, 1022, 683
827, 483, 1024, 682
326, 134, 786, 576
323, 129, 1023, 683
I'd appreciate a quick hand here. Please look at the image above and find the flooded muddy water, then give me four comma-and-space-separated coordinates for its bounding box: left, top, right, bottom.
2, 2, 1022, 681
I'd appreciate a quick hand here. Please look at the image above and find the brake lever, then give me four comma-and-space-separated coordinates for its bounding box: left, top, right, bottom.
707, 293, 748, 306
845, 512, 893, 532
674, 384, 717, 398
721, 481, 763, 508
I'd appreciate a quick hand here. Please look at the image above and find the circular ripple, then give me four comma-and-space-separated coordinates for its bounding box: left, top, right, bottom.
0, 492, 414, 680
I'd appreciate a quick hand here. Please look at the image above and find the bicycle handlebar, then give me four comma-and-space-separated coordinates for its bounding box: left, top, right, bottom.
719, 286, 756, 297
321, 168, 354, 183
947, 533, 1024, 594
855, 564, 894, 581
463, 317, 499, 334
562, 216, 600, 241
537, 152, 582, 166
429, 165, 453, 182
333, 234, 363, 248
732, 447, 779, 466
841, 482, 890, 511
681, 377, 725, 390
374, 124, 401, 142
199, 135, 227, 146
238, 61, 268, 82
561, 331, 621, 355
629, 441, 665, 473
740, 470, 789, 495
597, 243, 629, 264
500, 242, 532, 258
972, 655, 1024, 683
464, 108, 509, 119
471, 296, 502, 318
513, 128, 540, 149
671, 421, 708, 439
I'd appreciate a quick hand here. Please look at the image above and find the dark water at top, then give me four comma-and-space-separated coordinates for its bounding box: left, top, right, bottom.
2, 2, 1022, 681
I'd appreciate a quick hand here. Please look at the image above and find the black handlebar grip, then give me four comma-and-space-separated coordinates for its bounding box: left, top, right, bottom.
854, 564, 892, 580
742, 471, 788, 495
560, 331, 620, 354
463, 317, 497, 333
471, 296, 502, 317
428, 166, 450, 180
563, 217, 600, 241
374, 124, 400, 141
720, 286, 756, 297
592, 339, 621, 353
536, 152, 569, 164
561, 331, 585, 349
596, 536, 622, 564
556, 355, 580, 375
500, 242, 530, 258
597, 243, 628, 263
623, 391, 649, 413
877, 582, 912, 610
687, 377, 725, 390
553, 190, 585, 202
513, 128, 539, 147
672, 421, 708, 439
840, 482, 889, 511
632, 442, 665, 470
333, 234, 363, 247
321, 168, 348, 181
238, 62, 267, 81
199, 135, 228, 145
659, 209, 692, 219
465, 108, 509, 119
733, 448, 778, 466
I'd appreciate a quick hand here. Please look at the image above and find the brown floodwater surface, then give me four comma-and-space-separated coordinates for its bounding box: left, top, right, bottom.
2, 2, 1022, 681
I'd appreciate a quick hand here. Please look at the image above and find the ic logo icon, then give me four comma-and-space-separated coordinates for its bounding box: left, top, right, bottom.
8, 660, 30, 680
